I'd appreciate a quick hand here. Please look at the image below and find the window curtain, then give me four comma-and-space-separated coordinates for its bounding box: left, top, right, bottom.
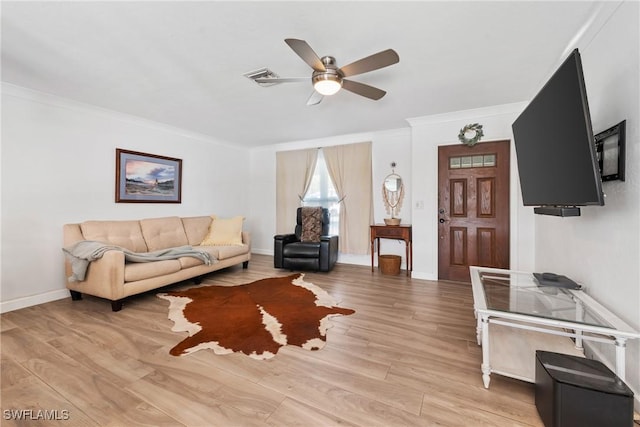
275, 148, 318, 234
323, 141, 372, 254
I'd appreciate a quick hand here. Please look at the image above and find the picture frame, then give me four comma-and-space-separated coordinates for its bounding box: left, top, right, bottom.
594, 120, 625, 182
115, 149, 182, 203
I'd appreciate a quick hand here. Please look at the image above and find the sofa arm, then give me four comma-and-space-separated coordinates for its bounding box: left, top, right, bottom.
319, 235, 339, 272
66, 249, 126, 301
242, 231, 251, 249
273, 233, 298, 268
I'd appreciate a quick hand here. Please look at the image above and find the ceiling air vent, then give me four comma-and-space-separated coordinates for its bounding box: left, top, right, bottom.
243, 67, 280, 87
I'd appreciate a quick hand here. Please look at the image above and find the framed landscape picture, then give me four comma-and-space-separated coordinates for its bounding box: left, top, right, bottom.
116, 149, 182, 203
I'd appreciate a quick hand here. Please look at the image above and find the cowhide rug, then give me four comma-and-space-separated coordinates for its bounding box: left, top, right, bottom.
157, 273, 355, 359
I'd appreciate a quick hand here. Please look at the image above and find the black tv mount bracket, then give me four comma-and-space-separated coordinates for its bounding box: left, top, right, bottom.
595, 120, 625, 182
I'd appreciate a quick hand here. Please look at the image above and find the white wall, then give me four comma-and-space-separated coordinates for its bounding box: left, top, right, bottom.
248, 128, 413, 268
533, 1, 640, 402
1, 84, 250, 312
2, 0, 636, 403
371, 130, 413, 267
407, 102, 535, 280
248, 102, 538, 280
246, 1, 640, 403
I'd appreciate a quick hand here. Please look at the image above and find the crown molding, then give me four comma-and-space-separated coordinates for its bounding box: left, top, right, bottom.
1, 83, 246, 150
406, 102, 527, 127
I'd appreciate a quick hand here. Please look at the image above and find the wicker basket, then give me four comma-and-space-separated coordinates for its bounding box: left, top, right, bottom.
379, 254, 401, 275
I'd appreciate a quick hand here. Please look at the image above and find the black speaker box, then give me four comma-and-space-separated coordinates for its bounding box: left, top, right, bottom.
535, 350, 633, 427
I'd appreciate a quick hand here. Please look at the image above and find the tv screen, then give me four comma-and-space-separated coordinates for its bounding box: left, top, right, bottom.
512, 49, 604, 211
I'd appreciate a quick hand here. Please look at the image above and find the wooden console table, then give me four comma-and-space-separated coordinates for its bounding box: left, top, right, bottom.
370, 224, 412, 276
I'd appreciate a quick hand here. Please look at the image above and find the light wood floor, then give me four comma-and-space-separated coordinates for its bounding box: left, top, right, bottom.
1, 254, 545, 426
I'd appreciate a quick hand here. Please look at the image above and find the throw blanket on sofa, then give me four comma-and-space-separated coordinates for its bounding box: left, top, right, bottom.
63, 240, 214, 282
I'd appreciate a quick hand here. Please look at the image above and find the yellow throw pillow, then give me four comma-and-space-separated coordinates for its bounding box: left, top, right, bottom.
200, 215, 244, 246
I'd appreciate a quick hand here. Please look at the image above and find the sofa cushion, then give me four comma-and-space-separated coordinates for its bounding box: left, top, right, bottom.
80, 220, 148, 253
200, 216, 244, 246
124, 259, 181, 282
140, 216, 189, 252
178, 256, 206, 269
196, 246, 220, 261
216, 244, 249, 260
197, 244, 248, 261
181, 216, 213, 246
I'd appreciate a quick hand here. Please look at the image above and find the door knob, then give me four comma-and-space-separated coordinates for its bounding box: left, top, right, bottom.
439, 218, 445, 223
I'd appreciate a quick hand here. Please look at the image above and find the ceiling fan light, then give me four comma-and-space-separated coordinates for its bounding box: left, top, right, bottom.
313, 74, 342, 96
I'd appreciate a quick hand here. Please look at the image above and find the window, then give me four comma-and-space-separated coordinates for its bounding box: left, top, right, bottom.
302, 149, 340, 235
449, 154, 496, 169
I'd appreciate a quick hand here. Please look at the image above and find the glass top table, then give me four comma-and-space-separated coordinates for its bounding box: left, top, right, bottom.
479, 270, 612, 329
470, 266, 639, 388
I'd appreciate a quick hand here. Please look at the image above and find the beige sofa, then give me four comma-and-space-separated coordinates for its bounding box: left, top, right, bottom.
63, 215, 250, 311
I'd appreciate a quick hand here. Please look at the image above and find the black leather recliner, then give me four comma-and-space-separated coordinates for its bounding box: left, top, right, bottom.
274, 207, 338, 272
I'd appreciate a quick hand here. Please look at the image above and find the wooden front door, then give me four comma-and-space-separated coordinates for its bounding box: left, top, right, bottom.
438, 140, 510, 282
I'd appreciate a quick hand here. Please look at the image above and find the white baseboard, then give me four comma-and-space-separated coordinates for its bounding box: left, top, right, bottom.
409, 271, 438, 281
0, 289, 70, 314
334, 254, 369, 267
251, 250, 436, 280
251, 248, 272, 256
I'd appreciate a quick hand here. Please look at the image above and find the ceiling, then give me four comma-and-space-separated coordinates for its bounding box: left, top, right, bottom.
1, 1, 605, 148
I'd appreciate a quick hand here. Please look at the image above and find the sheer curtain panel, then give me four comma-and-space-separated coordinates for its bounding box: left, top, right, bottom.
323, 142, 372, 254
275, 148, 318, 234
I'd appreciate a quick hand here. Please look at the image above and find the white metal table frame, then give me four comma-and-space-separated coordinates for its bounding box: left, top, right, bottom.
470, 266, 640, 389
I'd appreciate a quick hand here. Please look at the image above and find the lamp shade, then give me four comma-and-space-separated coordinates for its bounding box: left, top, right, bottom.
313, 74, 342, 95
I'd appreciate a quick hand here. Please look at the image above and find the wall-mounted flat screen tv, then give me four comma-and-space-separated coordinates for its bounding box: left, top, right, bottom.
512, 49, 604, 217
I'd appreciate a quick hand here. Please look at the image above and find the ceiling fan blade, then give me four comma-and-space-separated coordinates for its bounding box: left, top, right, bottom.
339, 49, 399, 77
306, 90, 324, 106
254, 77, 308, 84
341, 79, 387, 100
285, 38, 326, 72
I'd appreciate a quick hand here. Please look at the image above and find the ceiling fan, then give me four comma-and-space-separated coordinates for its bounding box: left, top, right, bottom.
255, 38, 400, 105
